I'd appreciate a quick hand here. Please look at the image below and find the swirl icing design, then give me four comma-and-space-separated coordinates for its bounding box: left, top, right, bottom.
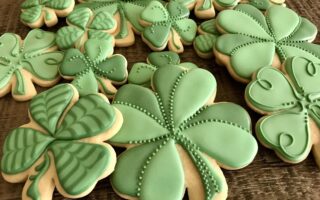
140, 1, 197, 53
215, 4, 319, 82
56, 7, 116, 50
0, 29, 62, 101
60, 38, 128, 97
128, 51, 197, 87
111, 66, 258, 200
20, 0, 75, 28
245, 57, 320, 166
1, 84, 121, 200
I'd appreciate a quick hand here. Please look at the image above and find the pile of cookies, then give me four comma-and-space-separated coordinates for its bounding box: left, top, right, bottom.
1, 0, 319, 199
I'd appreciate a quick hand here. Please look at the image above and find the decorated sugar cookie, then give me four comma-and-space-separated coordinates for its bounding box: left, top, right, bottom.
0, 29, 62, 101
140, 1, 197, 53
1, 84, 122, 200
111, 66, 258, 200
215, 4, 319, 83
246, 57, 320, 167
241, 0, 285, 10
128, 51, 197, 87
194, 19, 220, 59
60, 38, 128, 97
20, 0, 75, 28
56, 7, 116, 50
77, 0, 155, 47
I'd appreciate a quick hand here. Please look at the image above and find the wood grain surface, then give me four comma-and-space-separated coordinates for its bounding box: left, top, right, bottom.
0, 0, 320, 199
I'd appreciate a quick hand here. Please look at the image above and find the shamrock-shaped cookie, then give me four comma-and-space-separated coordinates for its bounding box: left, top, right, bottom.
0, 29, 62, 101
246, 57, 320, 167
1, 84, 122, 200
241, 0, 285, 10
140, 1, 197, 53
20, 0, 75, 28
56, 7, 116, 50
215, 4, 319, 83
111, 66, 258, 200
194, 19, 220, 59
77, 0, 155, 47
128, 51, 197, 87
60, 38, 128, 97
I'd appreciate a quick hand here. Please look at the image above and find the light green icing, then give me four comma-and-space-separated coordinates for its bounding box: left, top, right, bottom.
246, 0, 285, 10
245, 56, 320, 164
141, 1, 197, 52
128, 51, 198, 87
0, 29, 61, 99
56, 7, 116, 50
111, 66, 257, 200
194, 34, 218, 56
198, 0, 212, 10
215, 0, 238, 7
1, 83, 118, 199
20, 0, 74, 27
60, 38, 128, 97
215, 4, 319, 81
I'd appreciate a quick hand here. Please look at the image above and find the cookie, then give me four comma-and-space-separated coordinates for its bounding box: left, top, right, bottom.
128, 51, 197, 87
214, 4, 319, 83
1, 83, 123, 200
194, 19, 220, 59
56, 7, 116, 50
110, 66, 258, 200
140, 1, 197, 53
245, 57, 320, 167
77, 0, 155, 47
20, 0, 75, 28
241, 0, 285, 10
59, 38, 128, 98
0, 29, 63, 101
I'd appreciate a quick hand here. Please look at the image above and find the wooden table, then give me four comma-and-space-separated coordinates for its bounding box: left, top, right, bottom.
0, 0, 320, 199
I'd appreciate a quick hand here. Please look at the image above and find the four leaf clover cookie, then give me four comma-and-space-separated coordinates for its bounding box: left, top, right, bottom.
56, 7, 116, 50
0, 29, 62, 101
60, 38, 128, 97
20, 0, 75, 28
245, 57, 320, 167
1, 84, 123, 200
215, 4, 319, 83
110, 66, 258, 200
128, 51, 197, 87
140, 0, 197, 53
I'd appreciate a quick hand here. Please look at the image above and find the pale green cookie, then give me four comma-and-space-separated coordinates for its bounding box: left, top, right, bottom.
0, 29, 62, 101
240, 0, 285, 10
56, 7, 116, 50
59, 38, 128, 98
20, 0, 75, 28
111, 65, 258, 200
1, 84, 122, 200
140, 1, 197, 53
215, 4, 319, 83
128, 51, 197, 87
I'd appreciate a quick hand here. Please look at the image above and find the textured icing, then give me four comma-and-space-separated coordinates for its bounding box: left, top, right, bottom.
60, 38, 128, 97
111, 66, 257, 200
215, 4, 319, 81
245, 56, 320, 164
1, 84, 118, 199
0, 29, 62, 99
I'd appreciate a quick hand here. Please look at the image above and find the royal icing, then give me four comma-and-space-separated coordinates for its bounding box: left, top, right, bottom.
0, 29, 62, 101
241, 0, 285, 10
128, 51, 197, 87
215, 4, 319, 82
59, 38, 128, 97
245, 57, 320, 165
140, 1, 197, 53
56, 7, 116, 50
111, 66, 258, 200
1, 84, 120, 200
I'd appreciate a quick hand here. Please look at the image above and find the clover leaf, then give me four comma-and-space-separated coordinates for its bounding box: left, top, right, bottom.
56, 7, 116, 50
215, 4, 319, 82
1, 84, 121, 200
60, 38, 128, 97
140, 1, 197, 53
111, 66, 257, 200
0, 29, 62, 101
